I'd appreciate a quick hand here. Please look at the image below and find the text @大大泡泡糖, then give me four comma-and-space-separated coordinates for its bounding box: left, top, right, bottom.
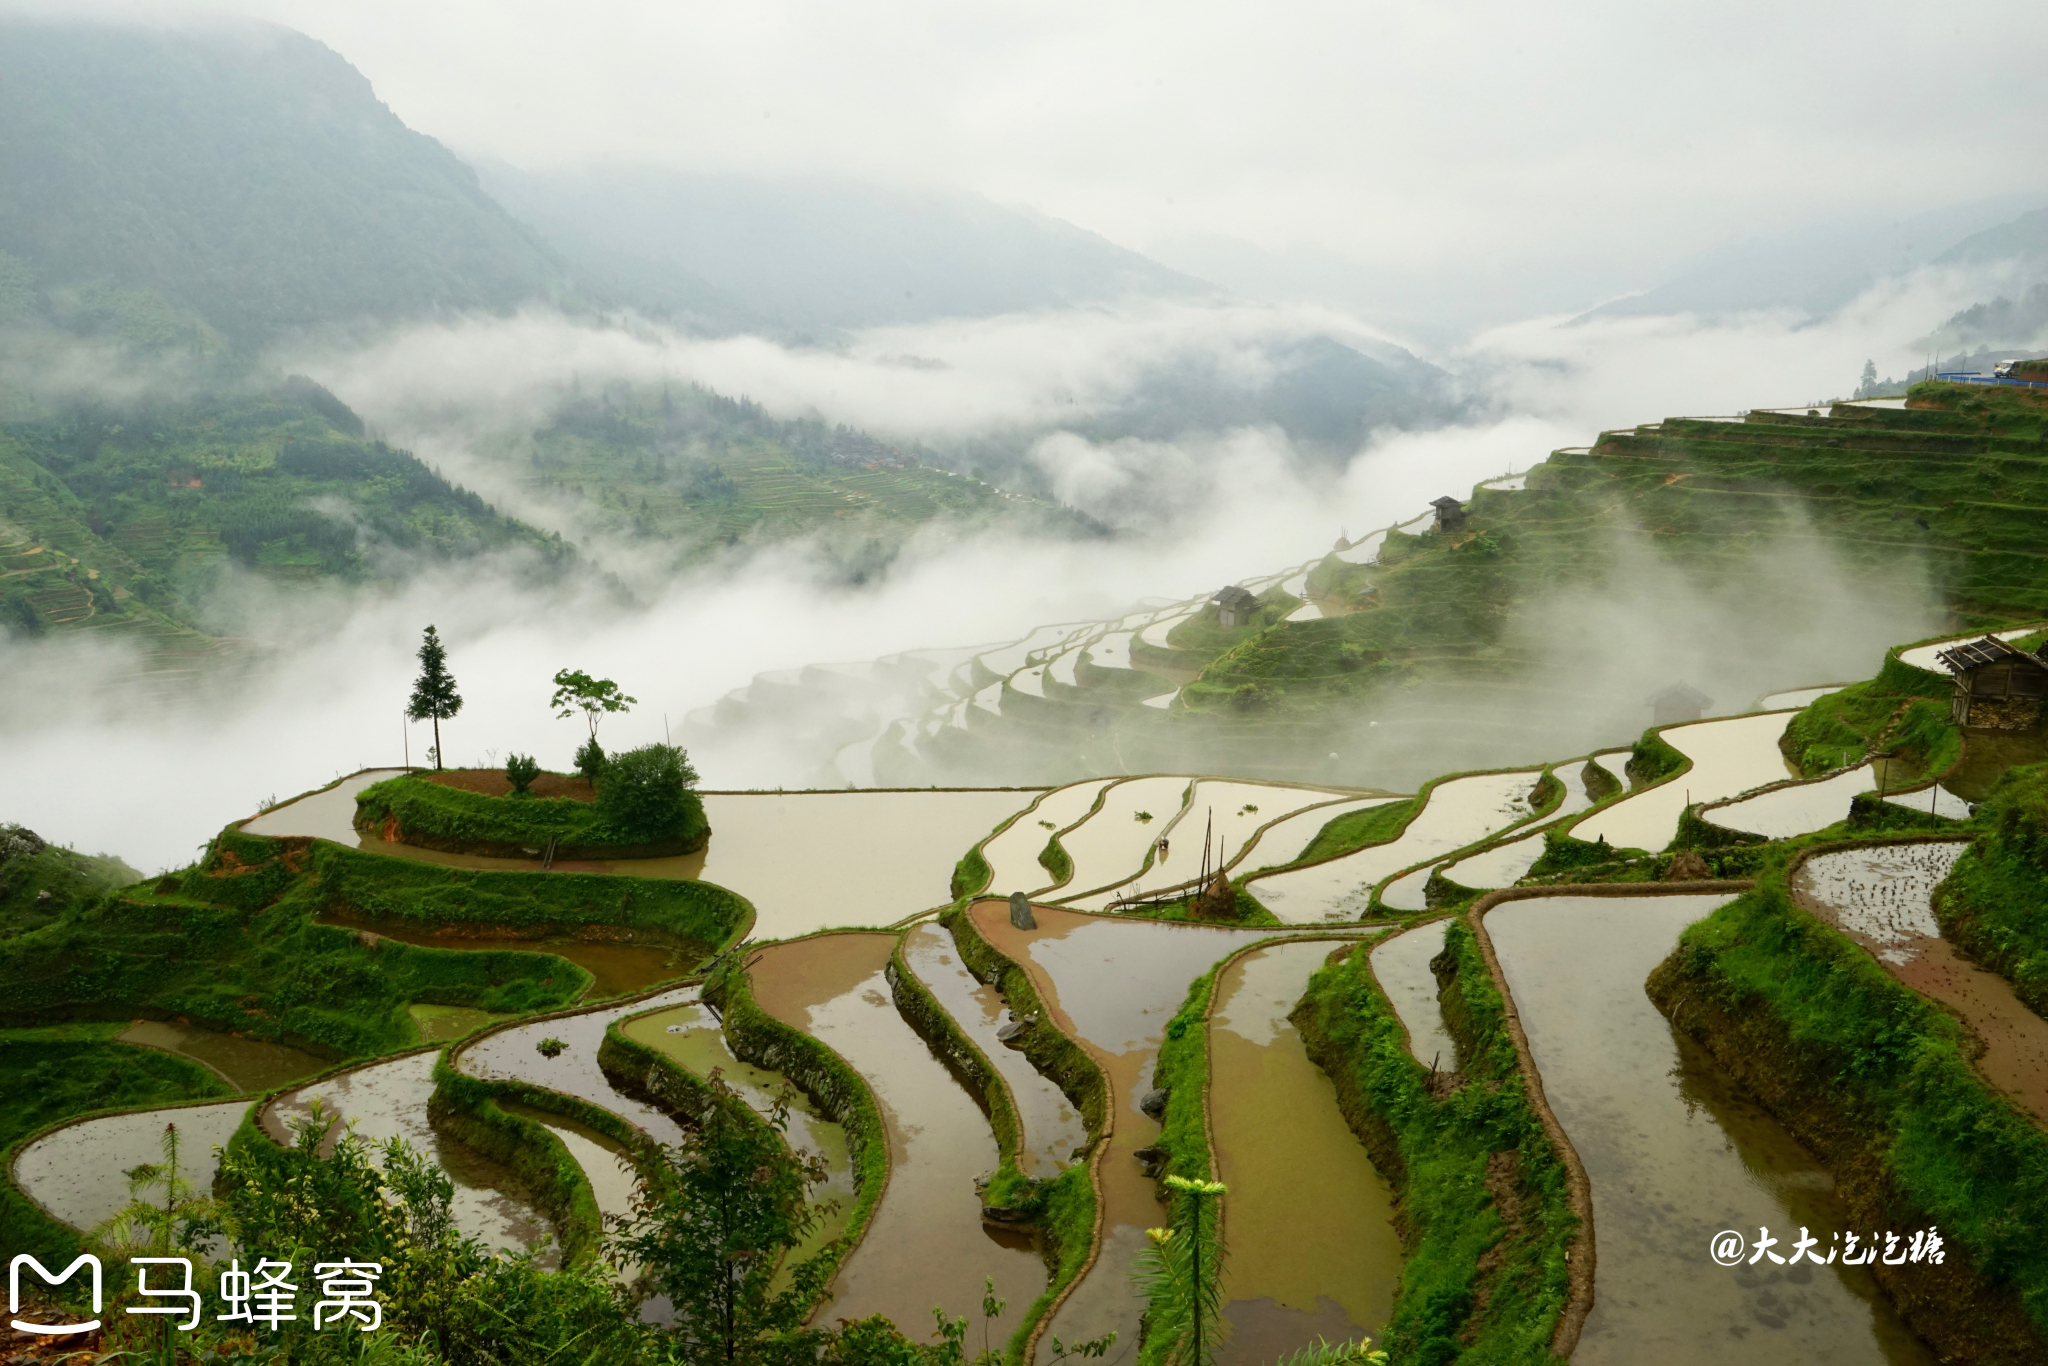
1709, 1226, 1944, 1268
9, 1254, 384, 1335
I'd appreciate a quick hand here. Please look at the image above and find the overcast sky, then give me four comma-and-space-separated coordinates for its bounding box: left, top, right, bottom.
82, 0, 2022, 302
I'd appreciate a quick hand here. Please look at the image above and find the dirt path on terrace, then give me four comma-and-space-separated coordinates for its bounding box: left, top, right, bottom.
424, 768, 596, 801
1792, 842, 2048, 1128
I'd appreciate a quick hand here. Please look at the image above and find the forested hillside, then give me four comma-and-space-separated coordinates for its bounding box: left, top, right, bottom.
0, 22, 577, 346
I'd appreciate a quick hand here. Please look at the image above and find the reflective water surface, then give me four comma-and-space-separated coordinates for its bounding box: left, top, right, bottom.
1489, 895, 1934, 1365
1210, 941, 1399, 1364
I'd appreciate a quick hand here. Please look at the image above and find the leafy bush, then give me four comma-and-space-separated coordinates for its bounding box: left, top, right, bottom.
596, 743, 704, 844
573, 737, 607, 782
505, 753, 540, 796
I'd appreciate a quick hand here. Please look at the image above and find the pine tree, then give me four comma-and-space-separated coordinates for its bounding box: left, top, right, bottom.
407, 625, 462, 769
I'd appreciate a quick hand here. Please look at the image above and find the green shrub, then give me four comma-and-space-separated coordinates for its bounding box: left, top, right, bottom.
574, 737, 607, 781
596, 743, 703, 844
505, 753, 540, 795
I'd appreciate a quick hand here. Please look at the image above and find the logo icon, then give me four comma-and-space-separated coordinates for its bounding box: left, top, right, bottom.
9, 1254, 103, 1335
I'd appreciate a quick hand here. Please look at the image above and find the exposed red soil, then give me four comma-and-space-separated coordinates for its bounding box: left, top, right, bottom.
422, 767, 596, 802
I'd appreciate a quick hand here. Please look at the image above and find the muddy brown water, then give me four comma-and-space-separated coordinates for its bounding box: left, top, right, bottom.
747, 932, 1046, 1337
246, 776, 1035, 938
1794, 842, 2048, 1126
116, 1019, 327, 1093
967, 902, 1279, 1360
1487, 895, 1935, 1364
900, 923, 1088, 1176
616, 998, 858, 1279
1367, 921, 1456, 1070
264, 1052, 552, 1259
1209, 941, 1400, 1364
13, 1100, 250, 1237
320, 913, 698, 999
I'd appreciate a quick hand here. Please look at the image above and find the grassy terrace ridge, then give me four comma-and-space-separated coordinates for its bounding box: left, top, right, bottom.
1936, 764, 2048, 1016
1294, 922, 1576, 1363
0, 377, 576, 643
354, 767, 710, 859
1650, 837, 2048, 1364
917, 381, 2048, 789
0, 1026, 235, 1260
0, 825, 749, 1059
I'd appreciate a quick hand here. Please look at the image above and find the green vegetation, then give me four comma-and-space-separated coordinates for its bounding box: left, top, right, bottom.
0, 380, 573, 647
1623, 728, 1687, 788
614, 1074, 835, 1363
0, 828, 745, 1056
409, 625, 464, 769
1293, 926, 1576, 1362
0, 1026, 231, 1261
1291, 799, 1419, 867
493, 381, 1104, 573
552, 667, 637, 752
355, 764, 709, 856
1781, 648, 1955, 778
506, 752, 540, 795
599, 743, 706, 844
1133, 1176, 1229, 1366
1037, 833, 1073, 884
1651, 850, 2048, 1358
1938, 765, 2048, 1013
0, 23, 575, 347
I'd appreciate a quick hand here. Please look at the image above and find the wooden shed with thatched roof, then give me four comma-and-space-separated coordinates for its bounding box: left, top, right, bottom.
1430, 496, 1467, 531
1211, 584, 1259, 629
1935, 635, 2048, 729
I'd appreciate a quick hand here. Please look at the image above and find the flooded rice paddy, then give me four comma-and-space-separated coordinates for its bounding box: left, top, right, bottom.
323, 913, 698, 998
1234, 797, 1402, 874
1139, 612, 1196, 649
1247, 771, 1540, 924
1709, 766, 1876, 839
967, 902, 1276, 1356
1882, 785, 1973, 821
1050, 776, 1192, 901
1439, 831, 1542, 892
1794, 843, 2048, 1125
14, 1099, 251, 1236
1757, 686, 1845, 710
251, 778, 1033, 938
616, 999, 857, 1272
1487, 895, 1934, 1365
979, 779, 1114, 897
1572, 712, 1799, 853
746, 933, 1044, 1336
1070, 781, 1350, 909
116, 1019, 327, 1092
264, 1052, 551, 1256
1208, 941, 1400, 1364
1895, 627, 2037, 674
688, 790, 1036, 932
1377, 864, 1434, 912
1368, 921, 1455, 1068
1086, 630, 1138, 670
409, 1004, 507, 1043
899, 923, 1087, 1176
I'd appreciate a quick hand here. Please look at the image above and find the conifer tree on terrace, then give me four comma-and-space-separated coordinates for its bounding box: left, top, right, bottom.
407, 624, 462, 769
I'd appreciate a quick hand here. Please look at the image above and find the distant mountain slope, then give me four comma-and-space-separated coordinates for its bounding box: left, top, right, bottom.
476, 162, 1214, 334
1578, 195, 2044, 324
1936, 207, 2048, 269
0, 21, 577, 346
